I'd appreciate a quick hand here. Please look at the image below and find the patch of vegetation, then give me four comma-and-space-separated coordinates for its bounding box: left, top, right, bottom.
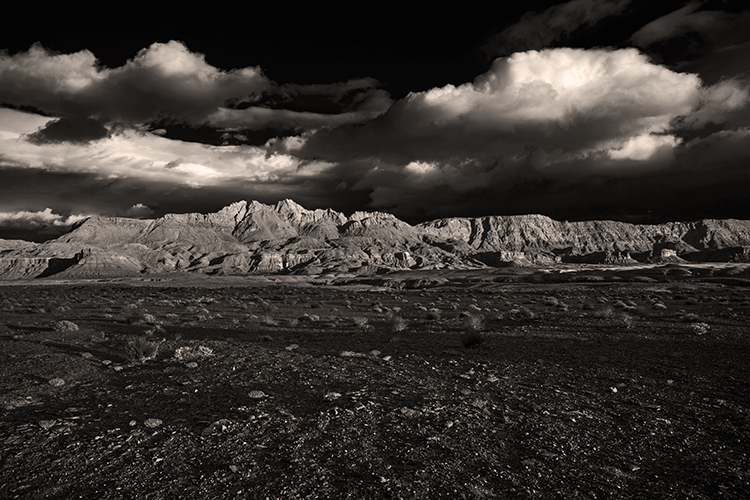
53, 320, 79, 332
125, 336, 160, 363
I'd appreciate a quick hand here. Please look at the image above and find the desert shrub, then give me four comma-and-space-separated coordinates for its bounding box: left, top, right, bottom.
261, 314, 278, 326
145, 325, 166, 336
464, 312, 484, 331
126, 337, 160, 363
352, 316, 369, 328
54, 320, 79, 332
388, 314, 407, 333
426, 308, 441, 320
174, 345, 213, 361
593, 306, 615, 319
507, 306, 536, 320
690, 322, 710, 335
460, 330, 485, 348
124, 306, 151, 325
618, 312, 634, 329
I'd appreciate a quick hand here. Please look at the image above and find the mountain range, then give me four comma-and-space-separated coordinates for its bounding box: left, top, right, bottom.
1, 199, 750, 279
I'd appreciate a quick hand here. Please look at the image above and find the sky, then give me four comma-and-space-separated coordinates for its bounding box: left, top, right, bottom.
1, 0, 749, 241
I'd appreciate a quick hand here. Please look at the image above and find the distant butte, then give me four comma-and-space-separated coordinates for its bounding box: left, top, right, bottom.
1, 199, 750, 279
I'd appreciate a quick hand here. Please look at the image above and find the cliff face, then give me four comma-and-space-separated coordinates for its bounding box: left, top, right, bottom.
1, 200, 749, 279
418, 216, 750, 258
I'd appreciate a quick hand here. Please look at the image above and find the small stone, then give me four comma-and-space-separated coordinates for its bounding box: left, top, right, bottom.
370, 350, 381, 357
101, 360, 112, 366
229, 465, 239, 473
185, 362, 199, 369
382, 355, 392, 362
487, 375, 499, 383
129, 420, 137, 426
324, 392, 341, 401
611, 387, 618, 393
113, 366, 124, 371
144, 418, 162, 428
48, 378, 65, 387
81, 352, 94, 359
285, 344, 299, 351
400, 407, 420, 417
248, 390, 267, 399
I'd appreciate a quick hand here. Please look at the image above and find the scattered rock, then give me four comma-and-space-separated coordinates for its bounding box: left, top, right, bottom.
248, 390, 267, 399
400, 407, 421, 417
324, 392, 341, 401
370, 350, 381, 357
81, 352, 93, 359
285, 344, 299, 351
101, 360, 112, 365
202, 419, 233, 436
48, 378, 65, 387
185, 362, 199, 369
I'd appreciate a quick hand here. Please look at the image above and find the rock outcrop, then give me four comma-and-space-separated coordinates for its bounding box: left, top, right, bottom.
1, 199, 749, 279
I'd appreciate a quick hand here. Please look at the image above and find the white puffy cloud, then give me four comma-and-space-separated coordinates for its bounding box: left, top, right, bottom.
303, 48, 710, 166
0, 207, 88, 228
0, 41, 270, 124
124, 203, 155, 218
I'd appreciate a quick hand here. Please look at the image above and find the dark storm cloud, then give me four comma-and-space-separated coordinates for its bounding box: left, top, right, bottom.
630, 1, 750, 81
291, 47, 750, 222
482, 0, 632, 58
25, 115, 110, 144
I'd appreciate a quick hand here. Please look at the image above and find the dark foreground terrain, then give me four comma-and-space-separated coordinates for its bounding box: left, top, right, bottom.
1, 264, 749, 499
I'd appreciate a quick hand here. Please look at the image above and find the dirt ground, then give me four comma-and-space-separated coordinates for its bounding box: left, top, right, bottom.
1, 265, 749, 499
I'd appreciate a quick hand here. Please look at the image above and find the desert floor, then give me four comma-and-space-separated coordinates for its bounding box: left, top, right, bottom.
1, 265, 749, 499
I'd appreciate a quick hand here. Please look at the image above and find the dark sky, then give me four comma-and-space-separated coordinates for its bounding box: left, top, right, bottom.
1, 1, 750, 241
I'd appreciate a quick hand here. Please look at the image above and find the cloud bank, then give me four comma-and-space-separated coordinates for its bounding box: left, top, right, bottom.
1, 40, 749, 233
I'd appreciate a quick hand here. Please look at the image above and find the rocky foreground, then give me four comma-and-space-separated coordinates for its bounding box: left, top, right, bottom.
1, 199, 750, 279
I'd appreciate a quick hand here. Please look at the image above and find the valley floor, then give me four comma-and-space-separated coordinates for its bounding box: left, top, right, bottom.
1, 265, 749, 498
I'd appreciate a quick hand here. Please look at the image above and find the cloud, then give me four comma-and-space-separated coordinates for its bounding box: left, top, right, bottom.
25, 115, 110, 144
0, 207, 88, 232
294, 47, 750, 219
630, 2, 750, 79
124, 203, 155, 218
302, 48, 706, 165
0, 41, 270, 125
483, 0, 632, 58
0, 108, 337, 189
0, 41, 391, 142
631, 1, 733, 48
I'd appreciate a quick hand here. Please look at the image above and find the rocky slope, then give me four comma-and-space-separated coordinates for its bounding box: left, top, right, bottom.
1, 200, 749, 279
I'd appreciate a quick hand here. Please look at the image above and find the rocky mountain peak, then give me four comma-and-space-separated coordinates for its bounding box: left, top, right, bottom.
1, 199, 750, 279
